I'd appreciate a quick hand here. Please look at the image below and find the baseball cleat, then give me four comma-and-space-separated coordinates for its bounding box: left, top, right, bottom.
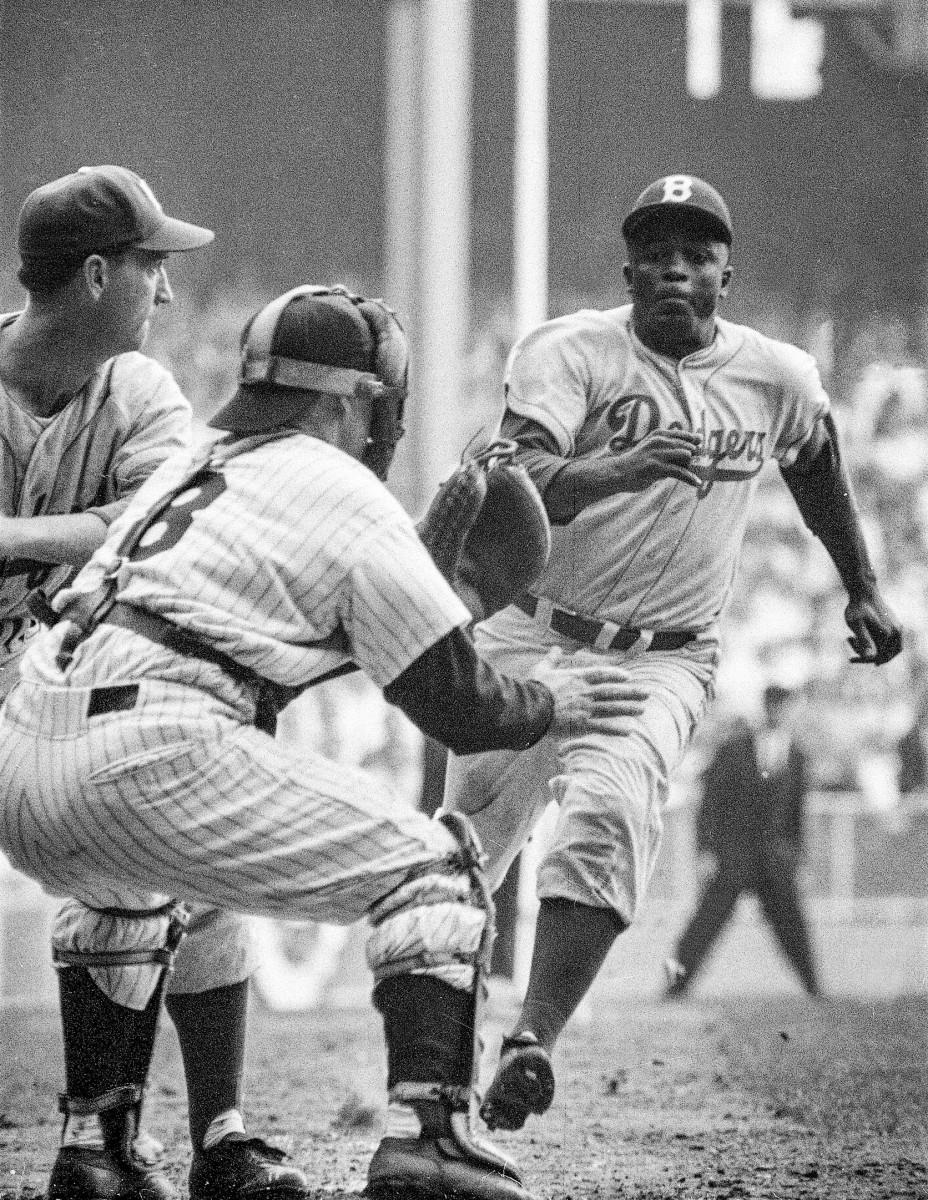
479, 1032, 554, 1132
188, 1133, 309, 1200
46, 1142, 178, 1200
365, 1134, 536, 1200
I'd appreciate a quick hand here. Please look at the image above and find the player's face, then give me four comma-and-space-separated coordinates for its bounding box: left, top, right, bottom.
623, 226, 732, 359
99, 248, 173, 352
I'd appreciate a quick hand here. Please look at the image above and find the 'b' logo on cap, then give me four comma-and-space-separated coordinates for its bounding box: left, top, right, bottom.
660, 176, 694, 203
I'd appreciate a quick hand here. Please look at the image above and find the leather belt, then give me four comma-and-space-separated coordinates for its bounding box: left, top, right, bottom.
101, 602, 253, 683
514, 594, 697, 652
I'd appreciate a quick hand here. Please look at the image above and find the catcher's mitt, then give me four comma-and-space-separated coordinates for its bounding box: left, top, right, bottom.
418, 439, 552, 624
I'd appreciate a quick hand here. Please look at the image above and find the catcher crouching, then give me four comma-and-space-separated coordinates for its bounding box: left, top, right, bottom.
0, 285, 646, 1200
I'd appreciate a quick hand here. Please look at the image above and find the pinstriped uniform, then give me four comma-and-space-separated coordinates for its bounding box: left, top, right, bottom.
0, 343, 258, 999
445, 307, 829, 924
0, 432, 474, 1009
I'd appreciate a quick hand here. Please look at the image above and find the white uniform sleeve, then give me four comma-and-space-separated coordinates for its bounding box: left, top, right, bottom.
86, 355, 192, 525
504, 314, 599, 455
769, 346, 831, 467
343, 517, 472, 689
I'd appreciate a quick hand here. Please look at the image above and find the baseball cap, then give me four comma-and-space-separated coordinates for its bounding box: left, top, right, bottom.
622, 174, 733, 244
209, 289, 376, 434
17, 165, 214, 262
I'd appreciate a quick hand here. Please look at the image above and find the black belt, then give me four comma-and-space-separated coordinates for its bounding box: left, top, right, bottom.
85, 604, 256, 719
102, 602, 252, 682
514, 594, 697, 652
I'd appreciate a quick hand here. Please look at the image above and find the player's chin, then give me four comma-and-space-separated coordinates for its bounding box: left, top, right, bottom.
650, 304, 695, 328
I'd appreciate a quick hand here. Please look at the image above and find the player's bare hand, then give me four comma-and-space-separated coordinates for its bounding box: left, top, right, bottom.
607, 428, 704, 492
532, 647, 648, 736
845, 584, 903, 666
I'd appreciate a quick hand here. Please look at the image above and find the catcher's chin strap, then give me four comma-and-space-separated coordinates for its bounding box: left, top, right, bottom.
240, 284, 407, 481
54, 901, 189, 1124
386, 813, 519, 1178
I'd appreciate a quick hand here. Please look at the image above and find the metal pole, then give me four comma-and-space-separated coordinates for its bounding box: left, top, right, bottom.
384, 0, 423, 511
416, 0, 472, 507
514, 0, 549, 337
383, 0, 472, 513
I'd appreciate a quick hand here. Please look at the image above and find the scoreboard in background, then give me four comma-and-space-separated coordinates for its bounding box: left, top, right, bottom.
558, 0, 928, 98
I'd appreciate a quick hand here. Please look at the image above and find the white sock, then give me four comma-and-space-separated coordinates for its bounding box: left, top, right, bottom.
202, 1108, 246, 1151
61, 1114, 103, 1148
383, 1103, 421, 1139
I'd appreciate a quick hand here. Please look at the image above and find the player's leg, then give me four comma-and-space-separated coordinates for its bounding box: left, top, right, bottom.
479, 738, 659, 1131
755, 860, 821, 996
667, 870, 742, 997
45, 902, 187, 1200
442, 611, 560, 890
365, 812, 533, 1200
443, 736, 555, 889
0, 690, 535, 1200
165, 907, 308, 1199
481, 645, 714, 1131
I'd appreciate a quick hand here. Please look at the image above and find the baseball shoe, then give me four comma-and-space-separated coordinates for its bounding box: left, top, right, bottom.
188, 1133, 309, 1200
365, 1134, 535, 1200
45, 1142, 178, 1200
479, 1032, 554, 1132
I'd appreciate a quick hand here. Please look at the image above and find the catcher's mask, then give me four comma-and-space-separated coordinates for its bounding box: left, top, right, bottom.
208, 284, 407, 480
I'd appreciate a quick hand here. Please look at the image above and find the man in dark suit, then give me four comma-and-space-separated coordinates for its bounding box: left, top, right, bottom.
666, 683, 821, 998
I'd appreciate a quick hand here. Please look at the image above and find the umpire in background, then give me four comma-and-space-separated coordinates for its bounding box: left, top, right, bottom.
667, 683, 821, 998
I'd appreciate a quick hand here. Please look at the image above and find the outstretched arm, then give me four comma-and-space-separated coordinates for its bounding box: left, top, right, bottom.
0, 511, 108, 570
779, 413, 902, 665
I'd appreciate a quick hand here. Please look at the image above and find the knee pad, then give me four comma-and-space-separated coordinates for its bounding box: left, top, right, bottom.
366, 812, 494, 991
53, 900, 189, 1010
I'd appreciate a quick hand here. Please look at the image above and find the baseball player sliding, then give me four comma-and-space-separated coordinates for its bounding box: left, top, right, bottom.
0, 167, 281, 1195
0, 284, 643, 1200
443, 175, 902, 1134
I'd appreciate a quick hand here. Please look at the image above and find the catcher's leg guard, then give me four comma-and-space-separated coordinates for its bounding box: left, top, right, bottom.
367, 813, 535, 1200
47, 904, 188, 1200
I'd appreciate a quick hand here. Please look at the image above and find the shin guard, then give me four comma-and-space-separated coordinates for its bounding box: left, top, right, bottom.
54, 902, 188, 1140
371, 814, 520, 1181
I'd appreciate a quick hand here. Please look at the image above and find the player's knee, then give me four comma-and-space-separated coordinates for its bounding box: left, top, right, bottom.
52, 898, 188, 1009
365, 812, 493, 992
538, 821, 649, 928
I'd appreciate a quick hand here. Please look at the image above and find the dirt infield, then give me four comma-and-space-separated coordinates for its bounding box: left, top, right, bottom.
1, 992, 926, 1200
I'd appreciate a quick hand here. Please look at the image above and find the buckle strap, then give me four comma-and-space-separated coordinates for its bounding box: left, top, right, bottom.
53, 946, 176, 969
102, 603, 254, 685
515, 593, 695, 652
53, 902, 189, 971
390, 1082, 470, 1110
59, 1084, 142, 1116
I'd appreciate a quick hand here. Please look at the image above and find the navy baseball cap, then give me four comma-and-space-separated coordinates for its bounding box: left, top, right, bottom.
17, 165, 214, 262
209, 290, 376, 434
622, 175, 733, 245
